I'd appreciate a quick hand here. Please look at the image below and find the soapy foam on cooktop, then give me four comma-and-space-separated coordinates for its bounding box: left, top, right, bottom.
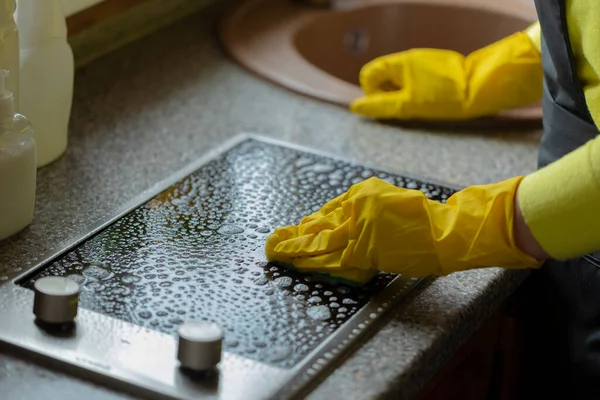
21, 139, 456, 368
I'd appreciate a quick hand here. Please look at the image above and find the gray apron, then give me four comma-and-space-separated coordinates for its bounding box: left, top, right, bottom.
516, 0, 600, 398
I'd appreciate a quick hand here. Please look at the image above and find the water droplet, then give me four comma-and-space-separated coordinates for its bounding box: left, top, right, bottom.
308, 296, 322, 304
67, 274, 86, 285
293, 283, 309, 292
273, 276, 293, 288
112, 287, 132, 296
82, 265, 112, 280
84, 281, 105, 292
256, 226, 271, 234
307, 305, 331, 321
253, 277, 268, 286
121, 274, 142, 284
138, 311, 152, 319
264, 345, 292, 362
217, 224, 244, 235
342, 298, 358, 305
310, 163, 335, 174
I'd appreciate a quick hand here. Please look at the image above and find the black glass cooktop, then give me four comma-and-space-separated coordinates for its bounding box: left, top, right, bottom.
21, 138, 456, 368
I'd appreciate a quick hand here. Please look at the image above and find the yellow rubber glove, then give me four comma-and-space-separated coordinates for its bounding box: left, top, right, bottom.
265, 177, 542, 284
350, 29, 543, 120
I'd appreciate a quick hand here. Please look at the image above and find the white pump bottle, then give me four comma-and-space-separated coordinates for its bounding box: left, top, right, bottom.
16, 0, 73, 168
0, 69, 36, 241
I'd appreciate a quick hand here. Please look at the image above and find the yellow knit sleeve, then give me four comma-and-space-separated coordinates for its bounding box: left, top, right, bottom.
518, 136, 600, 260
525, 21, 542, 54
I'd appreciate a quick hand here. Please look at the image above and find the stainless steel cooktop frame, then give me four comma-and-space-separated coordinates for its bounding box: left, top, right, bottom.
0, 134, 459, 400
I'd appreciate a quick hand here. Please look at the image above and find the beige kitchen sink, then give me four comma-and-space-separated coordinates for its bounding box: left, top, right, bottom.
219, 0, 541, 128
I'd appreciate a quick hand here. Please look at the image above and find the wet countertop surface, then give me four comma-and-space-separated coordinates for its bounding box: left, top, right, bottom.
0, 5, 542, 400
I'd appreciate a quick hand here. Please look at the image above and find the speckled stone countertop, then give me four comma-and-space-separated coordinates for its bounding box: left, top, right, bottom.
0, 4, 543, 400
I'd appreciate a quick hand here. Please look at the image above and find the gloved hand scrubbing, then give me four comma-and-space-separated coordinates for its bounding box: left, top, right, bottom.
265, 177, 542, 285
350, 29, 543, 120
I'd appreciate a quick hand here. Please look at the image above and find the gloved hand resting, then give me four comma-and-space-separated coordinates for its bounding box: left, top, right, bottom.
265, 177, 542, 285
350, 31, 543, 120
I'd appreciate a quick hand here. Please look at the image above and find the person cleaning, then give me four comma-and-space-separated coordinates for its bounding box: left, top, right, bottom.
266, 0, 600, 397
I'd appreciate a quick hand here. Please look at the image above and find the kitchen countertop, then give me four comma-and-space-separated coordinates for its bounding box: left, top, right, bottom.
0, 4, 543, 400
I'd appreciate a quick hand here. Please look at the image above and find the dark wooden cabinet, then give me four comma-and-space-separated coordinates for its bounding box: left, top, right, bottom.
414, 306, 523, 400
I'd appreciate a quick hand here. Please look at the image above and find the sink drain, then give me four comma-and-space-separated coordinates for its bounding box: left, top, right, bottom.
344, 27, 369, 55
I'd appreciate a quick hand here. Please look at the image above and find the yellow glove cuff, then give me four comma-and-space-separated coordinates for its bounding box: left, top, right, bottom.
433, 176, 542, 275
463, 30, 543, 116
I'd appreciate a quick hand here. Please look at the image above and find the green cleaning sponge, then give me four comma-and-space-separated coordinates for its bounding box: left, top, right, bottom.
270, 261, 377, 287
